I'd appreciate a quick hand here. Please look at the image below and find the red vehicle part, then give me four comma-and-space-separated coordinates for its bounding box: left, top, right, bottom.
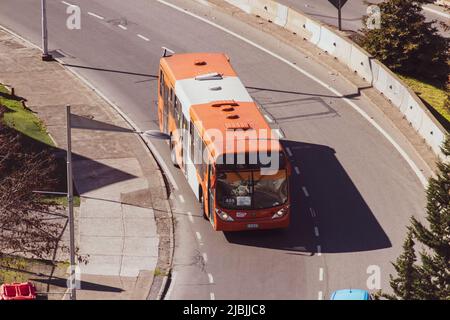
0, 282, 37, 300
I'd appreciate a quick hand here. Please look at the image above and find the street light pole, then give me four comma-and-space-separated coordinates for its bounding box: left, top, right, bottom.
66, 105, 76, 300
41, 0, 52, 61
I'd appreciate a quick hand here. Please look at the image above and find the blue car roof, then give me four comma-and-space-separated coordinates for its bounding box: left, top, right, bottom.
330, 289, 370, 300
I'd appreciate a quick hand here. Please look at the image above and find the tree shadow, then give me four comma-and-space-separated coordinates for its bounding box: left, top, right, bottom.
224, 141, 391, 254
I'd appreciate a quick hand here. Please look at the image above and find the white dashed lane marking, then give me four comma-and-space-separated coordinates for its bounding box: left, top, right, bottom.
178, 194, 185, 203
87, 12, 104, 20
202, 252, 208, 263
195, 232, 202, 242
317, 245, 322, 256
210, 292, 215, 300
302, 186, 309, 197
309, 207, 316, 218
118, 25, 128, 30
294, 166, 300, 175
286, 147, 293, 157
318, 291, 323, 300
314, 227, 320, 237
187, 211, 194, 223
208, 273, 214, 284
319, 268, 324, 281
137, 34, 150, 41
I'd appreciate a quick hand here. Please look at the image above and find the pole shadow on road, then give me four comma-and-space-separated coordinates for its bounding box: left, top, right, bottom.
224, 141, 391, 254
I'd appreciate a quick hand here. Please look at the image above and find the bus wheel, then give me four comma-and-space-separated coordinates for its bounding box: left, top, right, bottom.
200, 193, 208, 220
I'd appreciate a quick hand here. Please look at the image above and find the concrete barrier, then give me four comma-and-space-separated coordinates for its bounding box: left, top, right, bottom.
399, 87, 446, 155
226, 0, 251, 13
349, 44, 373, 83
285, 7, 308, 37
247, 0, 288, 27
317, 25, 352, 65
374, 62, 407, 108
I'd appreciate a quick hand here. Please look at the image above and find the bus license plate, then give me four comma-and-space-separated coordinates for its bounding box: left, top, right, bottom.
247, 224, 259, 229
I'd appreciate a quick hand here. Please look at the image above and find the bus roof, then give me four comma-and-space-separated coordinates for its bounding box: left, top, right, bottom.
161, 53, 283, 159
160, 53, 237, 81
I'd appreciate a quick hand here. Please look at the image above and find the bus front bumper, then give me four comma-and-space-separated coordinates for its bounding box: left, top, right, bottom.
215, 213, 290, 232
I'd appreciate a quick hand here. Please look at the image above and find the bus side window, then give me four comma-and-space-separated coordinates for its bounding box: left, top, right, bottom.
163, 81, 169, 109
174, 95, 179, 123
169, 87, 174, 115
159, 70, 164, 96
192, 126, 204, 176
200, 141, 207, 178
189, 121, 195, 163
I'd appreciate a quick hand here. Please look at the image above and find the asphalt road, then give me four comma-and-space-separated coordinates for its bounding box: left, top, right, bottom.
278, 0, 449, 36
0, 0, 431, 300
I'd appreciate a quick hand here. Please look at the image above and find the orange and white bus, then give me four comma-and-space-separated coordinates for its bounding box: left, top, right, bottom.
158, 52, 291, 231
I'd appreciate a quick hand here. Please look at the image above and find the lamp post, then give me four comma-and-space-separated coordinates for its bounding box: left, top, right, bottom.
41, 0, 53, 61
66, 105, 76, 300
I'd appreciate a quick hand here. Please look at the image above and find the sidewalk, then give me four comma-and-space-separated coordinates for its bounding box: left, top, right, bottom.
0, 29, 171, 299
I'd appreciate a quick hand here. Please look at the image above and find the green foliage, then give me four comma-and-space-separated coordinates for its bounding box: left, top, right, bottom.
444, 82, 450, 115
0, 85, 54, 146
360, 0, 449, 81
383, 137, 450, 300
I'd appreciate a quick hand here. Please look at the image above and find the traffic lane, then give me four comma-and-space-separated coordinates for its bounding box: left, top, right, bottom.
65, 0, 427, 297
0, 0, 332, 300
167, 161, 323, 300
0, 0, 426, 298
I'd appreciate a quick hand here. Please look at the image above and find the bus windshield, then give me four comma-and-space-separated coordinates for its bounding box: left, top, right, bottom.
216, 169, 288, 210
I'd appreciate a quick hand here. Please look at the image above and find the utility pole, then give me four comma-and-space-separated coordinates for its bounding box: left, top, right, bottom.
41, 0, 52, 61
66, 105, 76, 300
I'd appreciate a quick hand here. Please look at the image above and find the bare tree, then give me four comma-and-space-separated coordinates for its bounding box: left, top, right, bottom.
0, 106, 65, 259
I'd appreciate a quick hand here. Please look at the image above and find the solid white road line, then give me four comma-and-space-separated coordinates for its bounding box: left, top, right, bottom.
318, 291, 323, 300
208, 273, 214, 284
118, 25, 128, 30
294, 166, 300, 175
319, 268, 324, 281
302, 186, 309, 197
314, 226, 320, 237
210, 292, 215, 300
87, 12, 104, 20
137, 34, 150, 41
156, 0, 428, 187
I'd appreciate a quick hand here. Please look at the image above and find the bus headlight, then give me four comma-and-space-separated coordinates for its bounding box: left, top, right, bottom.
216, 209, 234, 222
272, 206, 289, 219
